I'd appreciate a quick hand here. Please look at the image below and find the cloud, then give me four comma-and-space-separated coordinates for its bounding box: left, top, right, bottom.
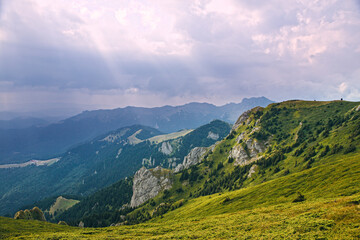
339, 82, 348, 94
0, 0, 360, 113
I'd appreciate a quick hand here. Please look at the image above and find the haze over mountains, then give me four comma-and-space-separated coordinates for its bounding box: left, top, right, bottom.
0, 120, 231, 216
0, 97, 273, 164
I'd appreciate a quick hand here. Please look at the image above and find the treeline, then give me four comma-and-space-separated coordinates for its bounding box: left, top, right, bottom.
56, 178, 133, 227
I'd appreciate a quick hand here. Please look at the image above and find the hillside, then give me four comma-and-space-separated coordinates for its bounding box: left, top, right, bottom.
0, 97, 273, 164
73, 100, 358, 227
0, 120, 231, 216
1, 154, 359, 238
0, 117, 50, 130
1, 100, 359, 239
118, 100, 360, 225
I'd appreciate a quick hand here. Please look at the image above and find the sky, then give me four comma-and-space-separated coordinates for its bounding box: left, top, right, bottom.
0, 0, 360, 115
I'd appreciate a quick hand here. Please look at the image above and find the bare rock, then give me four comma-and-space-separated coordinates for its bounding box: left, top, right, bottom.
247, 164, 258, 178
142, 157, 155, 167
228, 144, 250, 166
229, 138, 265, 166
207, 131, 219, 140
232, 109, 251, 131
174, 147, 207, 173
100, 128, 130, 143
130, 166, 173, 208
159, 142, 173, 155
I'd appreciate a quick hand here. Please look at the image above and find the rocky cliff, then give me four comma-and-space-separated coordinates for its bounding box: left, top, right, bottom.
229, 107, 269, 166
130, 166, 173, 208
174, 147, 208, 173
232, 107, 263, 131
229, 138, 266, 166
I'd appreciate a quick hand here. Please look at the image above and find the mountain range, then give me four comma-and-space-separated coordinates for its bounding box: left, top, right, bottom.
0, 97, 273, 164
0, 120, 231, 215
2, 100, 359, 239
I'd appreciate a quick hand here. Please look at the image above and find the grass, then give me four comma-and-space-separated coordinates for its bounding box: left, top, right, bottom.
1, 197, 359, 239
124, 100, 360, 224
1, 152, 360, 239
1, 100, 360, 239
48, 196, 79, 217
148, 129, 193, 144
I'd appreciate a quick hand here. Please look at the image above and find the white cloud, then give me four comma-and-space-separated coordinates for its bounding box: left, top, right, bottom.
339, 82, 348, 93
0, 0, 360, 112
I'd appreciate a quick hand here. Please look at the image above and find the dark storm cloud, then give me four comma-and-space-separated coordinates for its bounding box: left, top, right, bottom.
0, 43, 114, 89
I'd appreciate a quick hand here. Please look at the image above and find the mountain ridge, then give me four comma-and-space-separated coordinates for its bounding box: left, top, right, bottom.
3, 100, 359, 238
34, 99, 360, 230
0, 120, 231, 216
0, 97, 273, 164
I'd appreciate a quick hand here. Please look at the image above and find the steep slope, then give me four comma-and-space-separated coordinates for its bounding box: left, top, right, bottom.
1, 154, 359, 238
50, 100, 360, 230
46, 121, 230, 226
0, 125, 161, 216
55, 178, 133, 227
0, 120, 231, 216
1, 100, 360, 238
0, 97, 273, 164
106, 100, 360, 226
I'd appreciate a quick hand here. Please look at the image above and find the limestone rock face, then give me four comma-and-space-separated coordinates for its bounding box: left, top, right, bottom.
166, 157, 180, 169
232, 107, 263, 131
228, 144, 250, 166
174, 147, 207, 173
232, 109, 251, 131
130, 166, 173, 208
159, 142, 173, 155
247, 164, 258, 178
207, 131, 219, 140
229, 138, 265, 166
142, 157, 155, 167
100, 128, 130, 143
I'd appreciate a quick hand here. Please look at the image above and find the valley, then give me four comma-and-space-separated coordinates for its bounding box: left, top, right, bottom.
0, 120, 231, 216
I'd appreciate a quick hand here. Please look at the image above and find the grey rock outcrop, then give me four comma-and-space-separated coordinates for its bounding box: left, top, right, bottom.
159, 142, 173, 155
228, 144, 250, 165
232, 107, 263, 131
229, 138, 265, 166
174, 147, 207, 173
142, 157, 155, 167
207, 131, 219, 140
166, 157, 180, 169
247, 164, 258, 178
130, 166, 173, 208
100, 128, 130, 143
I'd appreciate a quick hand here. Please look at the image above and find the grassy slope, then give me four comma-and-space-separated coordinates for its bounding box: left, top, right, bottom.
1, 153, 360, 239
1, 100, 360, 239
148, 129, 194, 144
48, 196, 79, 216
124, 100, 360, 217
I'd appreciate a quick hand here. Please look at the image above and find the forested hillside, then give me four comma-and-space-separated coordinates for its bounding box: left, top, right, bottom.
1, 100, 360, 239
1, 120, 230, 216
